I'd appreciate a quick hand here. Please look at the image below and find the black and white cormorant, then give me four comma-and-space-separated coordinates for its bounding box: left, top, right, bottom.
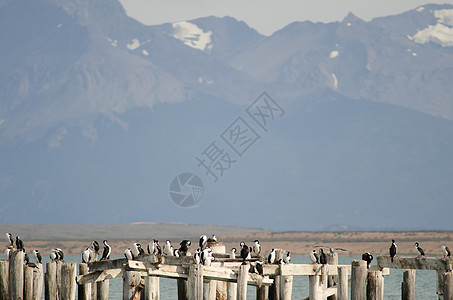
163, 240, 173, 256
207, 235, 217, 243
389, 239, 397, 262
33, 249, 42, 264
230, 248, 237, 259
283, 251, 291, 264
267, 249, 276, 264
255, 261, 264, 275
362, 252, 373, 269
415, 242, 425, 257
100, 240, 111, 260
50, 249, 59, 261
201, 248, 213, 266
310, 250, 319, 264
240, 243, 250, 264
441, 245, 451, 258
124, 248, 133, 260
179, 240, 191, 255
194, 248, 201, 264
253, 240, 261, 256
199, 235, 208, 250
4, 247, 11, 261
82, 248, 91, 264
132, 243, 145, 258
16, 236, 24, 252
6, 233, 14, 247
173, 249, 181, 257
319, 248, 327, 265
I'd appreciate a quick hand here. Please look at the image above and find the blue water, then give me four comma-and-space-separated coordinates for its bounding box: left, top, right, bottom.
3, 254, 439, 299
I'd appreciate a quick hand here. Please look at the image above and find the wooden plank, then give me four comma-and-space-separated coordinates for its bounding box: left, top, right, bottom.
323, 286, 337, 298
88, 258, 128, 272
377, 255, 453, 271
77, 269, 123, 284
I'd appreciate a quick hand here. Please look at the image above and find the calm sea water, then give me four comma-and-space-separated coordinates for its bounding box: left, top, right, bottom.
4, 254, 439, 299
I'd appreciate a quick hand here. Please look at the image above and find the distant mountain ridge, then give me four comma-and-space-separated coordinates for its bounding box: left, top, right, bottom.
1, 0, 452, 230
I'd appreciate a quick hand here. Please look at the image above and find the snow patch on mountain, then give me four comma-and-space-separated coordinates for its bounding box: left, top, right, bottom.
172, 21, 213, 52
412, 9, 453, 47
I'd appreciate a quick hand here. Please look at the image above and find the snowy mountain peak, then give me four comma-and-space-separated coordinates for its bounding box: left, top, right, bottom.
412, 8, 453, 47
172, 21, 213, 52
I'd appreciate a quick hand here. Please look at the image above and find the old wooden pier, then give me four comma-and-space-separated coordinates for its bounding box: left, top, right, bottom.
0, 247, 452, 299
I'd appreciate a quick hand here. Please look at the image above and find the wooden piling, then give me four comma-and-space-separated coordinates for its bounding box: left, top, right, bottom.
367, 270, 383, 300
256, 286, 266, 300
97, 280, 109, 300
24, 265, 34, 300
45, 262, 56, 300
402, 269, 415, 300
337, 266, 348, 300
32, 263, 43, 300
145, 276, 160, 300
61, 262, 77, 300
9, 250, 24, 300
78, 263, 91, 300
204, 280, 216, 299
188, 264, 203, 300
280, 275, 293, 300
123, 270, 142, 300
0, 260, 9, 299
177, 278, 188, 300
350, 260, 367, 300
308, 274, 323, 300
444, 272, 453, 300
227, 282, 237, 300
327, 252, 338, 300
437, 270, 445, 300
237, 264, 249, 300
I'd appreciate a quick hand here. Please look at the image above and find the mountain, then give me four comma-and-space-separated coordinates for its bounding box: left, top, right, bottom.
1, 0, 452, 231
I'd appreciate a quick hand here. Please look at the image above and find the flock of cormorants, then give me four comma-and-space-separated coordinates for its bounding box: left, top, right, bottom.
3, 233, 452, 273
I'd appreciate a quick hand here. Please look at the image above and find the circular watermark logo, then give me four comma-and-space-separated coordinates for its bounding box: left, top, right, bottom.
169, 173, 204, 207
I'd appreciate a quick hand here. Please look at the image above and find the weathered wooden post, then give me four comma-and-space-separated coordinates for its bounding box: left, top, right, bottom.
188, 264, 203, 300
444, 272, 453, 300
437, 270, 445, 300
327, 252, 338, 300
237, 264, 249, 300
308, 274, 323, 300
56, 261, 62, 300
337, 266, 348, 300
280, 274, 293, 300
350, 260, 367, 300
78, 263, 91, 300
204, 280, 217, 299
367, 270, 383, 300
123, 270, 142, 300
402, 269, 415, 300
0, 260, 9, 299
32, 263, 43, 300
177, 278, 188, 300
61, 262, 77, 300
227, 282, 237, 300
97, 280, 109, 300
213, 243, 228, 300
24, 265, 34, 300
256, 286, 266, 300
145, 276, 160, 300
45, 261, 57, 300
9, 250, 24, 300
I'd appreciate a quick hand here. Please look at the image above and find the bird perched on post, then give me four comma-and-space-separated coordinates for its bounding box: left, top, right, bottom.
240, 243, 250, 264
100, 240, 111, 260
179, 240, 191, 256
132, 243, 145, 258
267, 249, 276, 264
310, 250, 319, 264
441, 245, 451, 258
16, 236, 24, 252
283, 251, 291, 264
124, 248, 133, 260
32, 250, 42, 264
163, 240, 173, 256
415, 242, 425, 258
82, 248, 91, 264
389, 239, 397, 262
319, 248, 327, 265
362, 252, 373, 269
90, 241, 100, 262
230, 248, 237, 259
207, 235, 217, 243
201, 248, 214, 266
6, 233, 14, 248
199, 235, 208, 250
4, 247, 11, 261
253, 240, 261, 256
255, 261, 264, 275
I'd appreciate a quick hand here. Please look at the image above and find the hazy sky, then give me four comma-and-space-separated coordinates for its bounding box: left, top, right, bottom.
118, 0, 453, 35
